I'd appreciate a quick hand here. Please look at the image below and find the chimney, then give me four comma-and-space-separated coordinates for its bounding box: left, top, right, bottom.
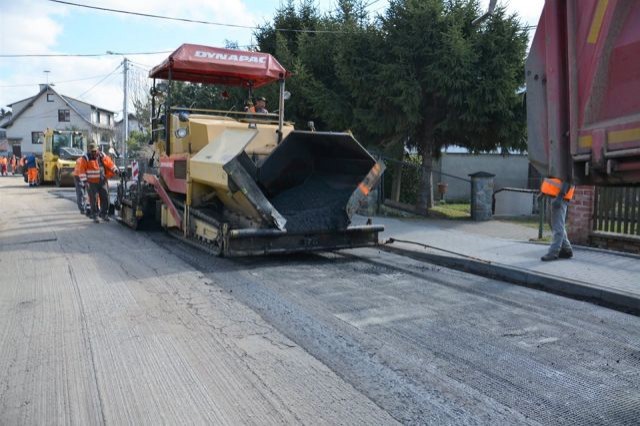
39, 84, 49, 92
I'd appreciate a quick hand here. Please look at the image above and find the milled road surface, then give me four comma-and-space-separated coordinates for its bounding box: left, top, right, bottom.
1, 177, 640, 425
0, 177, 394, 425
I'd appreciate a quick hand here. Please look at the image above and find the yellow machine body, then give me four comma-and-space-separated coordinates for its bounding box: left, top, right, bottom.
40, 129, 85, 186
117, 44, 384, 256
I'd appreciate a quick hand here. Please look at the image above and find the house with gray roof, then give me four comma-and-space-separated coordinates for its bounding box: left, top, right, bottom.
0, 84, 115, 156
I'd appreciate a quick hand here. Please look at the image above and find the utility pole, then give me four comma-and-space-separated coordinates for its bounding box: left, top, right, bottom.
122, 57, 129, 169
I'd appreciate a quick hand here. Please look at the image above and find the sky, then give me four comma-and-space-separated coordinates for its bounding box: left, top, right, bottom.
0, 0, 544, 118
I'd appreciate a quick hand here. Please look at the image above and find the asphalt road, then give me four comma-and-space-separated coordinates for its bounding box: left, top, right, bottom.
0, 177, 394, 425
1, 177, 639, 425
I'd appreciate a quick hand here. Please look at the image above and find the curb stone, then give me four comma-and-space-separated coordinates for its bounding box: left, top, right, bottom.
381, 243, 640, 316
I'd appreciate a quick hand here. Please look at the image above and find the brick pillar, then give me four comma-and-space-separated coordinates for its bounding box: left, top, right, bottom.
566, 185, 595, 245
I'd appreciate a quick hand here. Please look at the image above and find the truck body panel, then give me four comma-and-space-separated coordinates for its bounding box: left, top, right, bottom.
527, 0, 640, 184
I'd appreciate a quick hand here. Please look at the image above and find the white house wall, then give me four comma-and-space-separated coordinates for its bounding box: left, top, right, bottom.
114, 117, 142, 143
5, 91, 113, 155
67, 101, 107, 143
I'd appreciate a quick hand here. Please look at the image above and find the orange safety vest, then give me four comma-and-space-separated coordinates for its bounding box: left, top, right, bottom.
77, 152, 118, 183
540, 178, 575, 201
73, 158, 82, 177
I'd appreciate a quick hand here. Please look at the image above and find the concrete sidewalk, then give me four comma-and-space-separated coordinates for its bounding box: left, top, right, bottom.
355, 215, 640, 314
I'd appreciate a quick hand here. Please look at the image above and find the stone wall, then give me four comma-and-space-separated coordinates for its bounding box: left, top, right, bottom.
493, 190, 536, 216
434, 153, 530, 201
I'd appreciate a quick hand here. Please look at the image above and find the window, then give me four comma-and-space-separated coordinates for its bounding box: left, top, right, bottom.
47, 93, 54, 102
95, 111, 101, 124
72, 134, 84, 149
58, 109, 70, 122
52, 133, 70, 156
31, 131, 44, 144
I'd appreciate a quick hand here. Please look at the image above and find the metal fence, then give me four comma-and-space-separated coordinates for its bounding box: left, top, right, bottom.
593, 186, 640, 235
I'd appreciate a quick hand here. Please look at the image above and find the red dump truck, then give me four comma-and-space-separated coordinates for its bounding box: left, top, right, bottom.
527, 0, 640, 185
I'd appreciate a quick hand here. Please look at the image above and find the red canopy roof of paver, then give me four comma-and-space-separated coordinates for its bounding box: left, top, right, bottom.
149, 44, 290, 88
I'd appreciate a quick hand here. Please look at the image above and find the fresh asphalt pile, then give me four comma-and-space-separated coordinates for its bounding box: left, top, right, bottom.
269, 175, 354, 232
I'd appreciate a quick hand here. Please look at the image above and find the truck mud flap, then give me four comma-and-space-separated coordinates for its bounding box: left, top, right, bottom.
223, 225, 384, 257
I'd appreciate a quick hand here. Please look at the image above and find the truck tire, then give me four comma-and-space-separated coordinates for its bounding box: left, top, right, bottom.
55, 169, 62, 187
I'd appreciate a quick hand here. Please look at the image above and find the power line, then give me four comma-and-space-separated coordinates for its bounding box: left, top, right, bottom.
0, 72, 123, 88
364, 0, 384, 8
372, 4, 388, 14
1, 53, 104, 58
128, 61, 151, 71
48, 0, 348, 34
75, 63, 122, 100
49, 0, 256, 29
0, 50, 172, 58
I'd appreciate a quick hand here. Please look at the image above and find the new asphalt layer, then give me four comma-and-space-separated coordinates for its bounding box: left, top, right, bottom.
354, 215, 640, 315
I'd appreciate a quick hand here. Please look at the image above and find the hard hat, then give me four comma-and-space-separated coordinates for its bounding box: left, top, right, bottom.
88, 142, 98, 151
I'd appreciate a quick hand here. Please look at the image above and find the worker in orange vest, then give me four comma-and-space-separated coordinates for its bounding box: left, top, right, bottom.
77, 142, 120, 223
25, 153, 38, 186
540, 177, 575, 261
10, 155, 17, 175
73, 157, 86, 214
0, 156, 7, 176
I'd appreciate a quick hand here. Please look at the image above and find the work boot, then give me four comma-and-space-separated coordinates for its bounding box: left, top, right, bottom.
92, 216, 99, 224
559, 249, 573, 259
541, 253, 559, 262
100, 215, 110, 222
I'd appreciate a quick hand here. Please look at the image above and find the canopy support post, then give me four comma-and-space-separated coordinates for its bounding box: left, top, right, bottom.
166, 67, 172, 156
278, 78, 285, 144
